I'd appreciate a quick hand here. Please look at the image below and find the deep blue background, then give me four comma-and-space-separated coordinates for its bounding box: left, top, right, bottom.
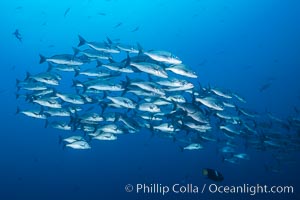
0, 0, 299, 199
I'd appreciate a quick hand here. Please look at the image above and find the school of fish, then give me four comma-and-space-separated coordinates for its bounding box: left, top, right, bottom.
16, 35, 300, 171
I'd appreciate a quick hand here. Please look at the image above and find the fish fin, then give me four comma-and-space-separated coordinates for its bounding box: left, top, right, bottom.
120, 87, 127, 96
96, 60, 103, 67
102, 91, 107, 99
114, 114, 121, 123
39, 54, 46, 64
47, 63, 54, 72
99, 102, 107, 114
106, 36, 112, 45
72, 47, 80, 56
125, 53, 131, 66
125, 75, 131, 86
78, 35, 86, 47
137, 42, 143, 55
221, 156, 225, 163
149, 123, 154, 132
171, 100, 177, 111
172, 136, 176, 143
71, 79, 80, 87
25, 71, 31, 81
108, 58, 115, 63
82, 83, 87, 93
39, 106, 44, 115
74, 68, 80, 77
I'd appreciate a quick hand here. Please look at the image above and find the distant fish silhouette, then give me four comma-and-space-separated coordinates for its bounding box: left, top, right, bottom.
64, 7, 71, 18
131, 26, 140, 32
15, 6, 23, 10
13, 29, 22, 42
294, 107, 300, 114
198, 59, 207, 66
259, 82, 272, 92
98, 12, 107, 16
10, 65, 16, 71
114, 22, 123, 28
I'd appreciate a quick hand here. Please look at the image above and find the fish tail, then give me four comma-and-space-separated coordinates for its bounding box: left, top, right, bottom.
39, 54, 46, 64
16, 79, 20, 86
45, 119, 49, 128
99, 102, 107, 114
72, 47, 80, 56
15, 92, 19, 99
47, 63, 54, 72
96, 60, 103, 67
78, 35, 86, 47
179, 146, 184, 152
58, 135, 63, 145
74, 69, 80, 77
16, 107, 20, 115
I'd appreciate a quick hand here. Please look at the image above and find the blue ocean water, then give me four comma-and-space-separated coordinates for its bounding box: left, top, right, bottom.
0, 0, 299, 199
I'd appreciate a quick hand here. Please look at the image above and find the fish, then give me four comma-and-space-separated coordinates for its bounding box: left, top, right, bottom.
143, 50, 182, 65
26, 72, 61, 86
13, 29, 22, 42
73, 47, 112, 60
183, 143, 203, 150
116, 43, 139, 54
165, 64, 197, 78
153, 123, 178, 133
138, 103, 161, 113
202, 168, 224, 182
43, 108, 71, 117
131, 26, 140, 32
55, 92, 86, 105
107, 96, 136, 109
33, 97, 62, 108
66, 141, 91, 150
210, 88, 232, 99
61, 136, 85, 144
16, 107, 47, 119
85, 81, 124, 92
260, 82, 272, 92
233, 153, 250, 160
78, 35, 120, 54
16, 34, 300, 173
47, 63, 79, 72
195, 96, 224, 111
164, 82, 194, 91
101, 62, 134, 73
64, 7, 71, 18
92, 133, 117, 141
114, 22, 123, 28
130, 62, 168, 78
97, 12, 107, 16
45, 120, 72, 131
39, 54, 84, 66
129, 80, 166, 96
96, 124, 124, 134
